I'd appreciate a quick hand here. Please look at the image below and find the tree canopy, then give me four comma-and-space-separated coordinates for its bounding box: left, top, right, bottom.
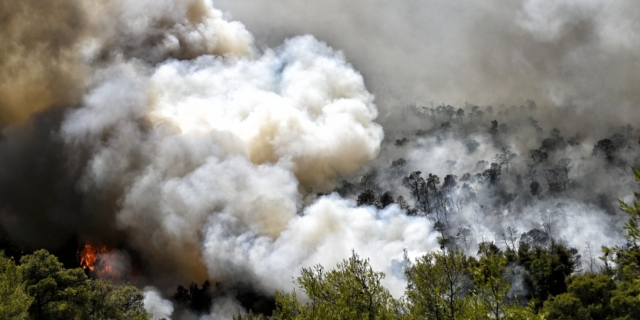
0, 249, 148, 320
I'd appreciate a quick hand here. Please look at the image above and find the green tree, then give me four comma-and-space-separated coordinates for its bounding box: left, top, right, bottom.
405, 249, 469, 320
609, 279, 640, 320
0, 251, 32, 320
471, 244, 511, 320
459, 293, 488, 320
274, 251, 399, 320
20, 249, 89, 320
565, 274, 614, 320
541, 293, 589, 320
529, 243, 578, 302
513, 241, 579, 309
233, 310, 271, 319
602, 168, 640, 280
501, 303, 541, 320
597, 168, 640, 320
83, 279, 149, 320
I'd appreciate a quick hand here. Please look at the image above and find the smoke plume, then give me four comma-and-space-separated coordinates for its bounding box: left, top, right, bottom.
1, 0, 639, 318
1, 0, 412, 315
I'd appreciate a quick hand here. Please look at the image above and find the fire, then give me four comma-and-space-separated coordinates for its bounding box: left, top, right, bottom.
78, 243, 110, 271
78, 243, 130, 281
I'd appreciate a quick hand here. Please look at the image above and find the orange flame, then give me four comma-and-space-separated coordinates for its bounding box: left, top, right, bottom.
78, 244, 110, 271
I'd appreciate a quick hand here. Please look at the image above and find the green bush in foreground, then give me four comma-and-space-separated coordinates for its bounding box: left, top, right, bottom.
0, 249, 148, 320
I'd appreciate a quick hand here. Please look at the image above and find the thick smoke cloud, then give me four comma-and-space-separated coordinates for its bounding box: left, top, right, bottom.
1, 0, 395, 311
4, 0, 403, 312
0, 0, 250, 124
61, 28, 387, 286
201, 195, 436, 297
1, 0, 639, 318
0, 0, 91, 123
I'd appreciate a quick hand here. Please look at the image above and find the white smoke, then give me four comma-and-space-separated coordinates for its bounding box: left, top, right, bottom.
208, 297, 246, 319
393, 123, 628, 267
147, 35, 383, 190
144, 287, 175, 320
58, 0, 433, 315
201, 195, 438, 297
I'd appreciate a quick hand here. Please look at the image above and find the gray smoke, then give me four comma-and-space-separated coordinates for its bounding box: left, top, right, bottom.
1, 0, 639, 318
214, 0, 640, 132
211, 0, 638, 263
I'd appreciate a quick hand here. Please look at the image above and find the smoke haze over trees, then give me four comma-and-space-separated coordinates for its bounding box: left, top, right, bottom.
1, 0, 640, 318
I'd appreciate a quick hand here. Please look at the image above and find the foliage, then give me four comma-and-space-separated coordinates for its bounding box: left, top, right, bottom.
20, 249, 90, 320
274, 251, 400, 320
405, 249, 470, 319
471, 245, 511, 320
565, 274, 614, 320
0, 249, 150, 320
529, 242, 579, 302
83, 279, 148, 320
608, 279, 640, 320
501, 303, 541, 320
4, 162, 640, 320
233, 310, 271, 320
0, 251, 32, 320
602, 168, 640, 280
507, 241, 579, 310
541, 293, 589, 320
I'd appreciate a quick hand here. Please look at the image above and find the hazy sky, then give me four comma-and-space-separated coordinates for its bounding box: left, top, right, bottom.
214, 0, 640, 124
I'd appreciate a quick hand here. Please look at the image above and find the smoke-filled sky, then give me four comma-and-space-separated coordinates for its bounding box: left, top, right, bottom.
1, 0, 640, 319
215, 0, 640, 129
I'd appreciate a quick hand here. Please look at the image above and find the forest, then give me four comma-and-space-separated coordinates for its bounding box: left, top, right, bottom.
2, 0, 640, 319
194, 102, 640, 319
2, 101, 640, 319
